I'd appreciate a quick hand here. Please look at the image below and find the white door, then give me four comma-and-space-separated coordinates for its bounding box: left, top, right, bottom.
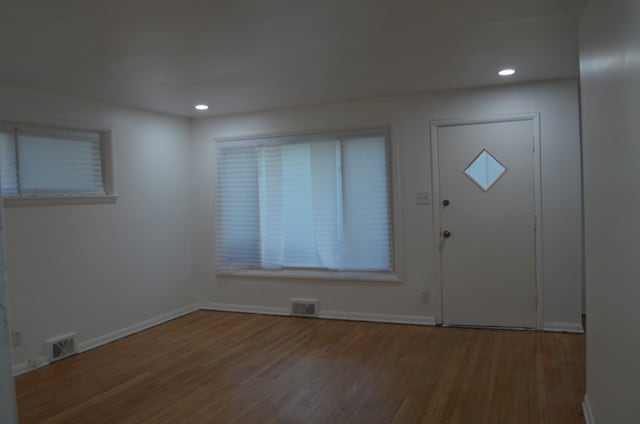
437, 119, 537, 328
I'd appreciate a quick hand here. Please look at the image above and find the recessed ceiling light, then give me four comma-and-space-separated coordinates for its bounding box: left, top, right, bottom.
498, 68, 516, 77
195, 104, 209, 110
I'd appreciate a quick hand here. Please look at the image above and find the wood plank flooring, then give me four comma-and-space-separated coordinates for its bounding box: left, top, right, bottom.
15, 311, 585, 423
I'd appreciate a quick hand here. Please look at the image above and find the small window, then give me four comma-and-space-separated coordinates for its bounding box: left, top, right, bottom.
464, 149, 506, 192
0, 123, 110, 198
216, 129, 393, 273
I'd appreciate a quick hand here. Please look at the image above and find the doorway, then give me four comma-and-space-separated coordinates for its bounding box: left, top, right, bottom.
431, 115, 542, 329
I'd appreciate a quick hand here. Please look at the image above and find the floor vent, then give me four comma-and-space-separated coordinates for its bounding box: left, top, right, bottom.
48, 333, 76, 362
290, 299, 319, 317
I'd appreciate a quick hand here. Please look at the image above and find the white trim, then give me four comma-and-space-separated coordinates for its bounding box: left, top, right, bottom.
583, 395, 596, 424
203, 302, 435, 326
214, 123, 404, 283
0, 118, 116, 203
318, 310, 436, 326
12, 304, 198, 376
217, 269, 401, 283
389, 124, 405, 283
76, 304, 198, 353
214, 125, 390, 145
430, 122, 443, 324
202, 302, 290, 316
532, 114, 544, 330
543, 321, 584, 334
0, 114, 111, 134
3, 194, 117, 208
12, 355, 49, 377
430, 113, 543, 329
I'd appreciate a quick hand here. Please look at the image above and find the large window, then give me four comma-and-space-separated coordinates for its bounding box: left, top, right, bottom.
216, 129, 393, 273
0, 124, 108, 198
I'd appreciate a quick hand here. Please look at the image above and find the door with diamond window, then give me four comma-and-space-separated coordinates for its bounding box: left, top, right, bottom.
437, 119, 537, 328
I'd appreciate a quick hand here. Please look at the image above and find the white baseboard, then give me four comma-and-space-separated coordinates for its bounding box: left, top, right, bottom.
203, 302, 435, 326
76, 304, 198, 353
12, 304, 198, 377
12, 355, 49, 376
583, 395, 595, 424
543, 321, 584, 334
319, 310, 436, 326
202, 302, 290, 316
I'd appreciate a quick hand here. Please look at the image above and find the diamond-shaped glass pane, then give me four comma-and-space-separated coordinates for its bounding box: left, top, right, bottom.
464, 150, 506, 192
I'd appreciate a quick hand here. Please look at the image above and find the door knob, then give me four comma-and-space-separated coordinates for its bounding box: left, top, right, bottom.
443, 199, 450, 206
443, 230, 451, 238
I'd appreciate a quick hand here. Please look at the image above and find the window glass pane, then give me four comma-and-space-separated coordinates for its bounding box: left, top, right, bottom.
258, 140, 340, 269
0, 130, 18, 195
18, 132, 105, 195
307, 141, 340, 269
342, 136, 392, 271
464, 149, 506, 191
217, 147, 260, 268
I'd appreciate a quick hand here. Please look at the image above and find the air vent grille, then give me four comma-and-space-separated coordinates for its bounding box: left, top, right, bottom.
48, 334, 76, 362
291, 299, 319, 317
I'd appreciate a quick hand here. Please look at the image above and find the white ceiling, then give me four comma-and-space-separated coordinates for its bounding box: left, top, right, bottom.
0, 0, 586, 117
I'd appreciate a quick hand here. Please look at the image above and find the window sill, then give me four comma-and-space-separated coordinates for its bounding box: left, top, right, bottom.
2, 194, 118, 207
216, 269, 402, 283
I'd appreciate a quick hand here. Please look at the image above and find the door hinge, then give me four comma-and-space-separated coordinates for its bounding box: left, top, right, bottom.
531, 136, 535, 153
533, 213, 537, 231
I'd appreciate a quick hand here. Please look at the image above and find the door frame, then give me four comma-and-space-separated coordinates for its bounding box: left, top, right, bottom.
430, 113, 543, 330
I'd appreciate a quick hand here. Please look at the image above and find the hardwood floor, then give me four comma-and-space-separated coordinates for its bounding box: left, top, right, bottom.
15, 311, 585, 423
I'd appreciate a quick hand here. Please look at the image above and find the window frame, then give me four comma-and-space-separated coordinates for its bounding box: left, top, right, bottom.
214, 126, 401, 283
0, 121, 116, 207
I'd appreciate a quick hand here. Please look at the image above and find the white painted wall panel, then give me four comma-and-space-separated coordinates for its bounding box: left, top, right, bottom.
580, 1, 640, 422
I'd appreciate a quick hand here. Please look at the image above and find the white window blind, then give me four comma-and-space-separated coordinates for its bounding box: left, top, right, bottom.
0, 124, 105, 197
216, 131, 392, 273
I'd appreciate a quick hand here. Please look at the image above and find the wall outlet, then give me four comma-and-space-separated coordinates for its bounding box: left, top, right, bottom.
27, 357, 38, 368
11, 330, 22, 347
421, 290, 431, 304
416, 191, 430, 206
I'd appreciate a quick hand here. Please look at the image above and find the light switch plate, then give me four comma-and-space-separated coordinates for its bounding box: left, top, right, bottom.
421, 291, 431, 304
416, 191, 430, 206
11, 330, 22, 347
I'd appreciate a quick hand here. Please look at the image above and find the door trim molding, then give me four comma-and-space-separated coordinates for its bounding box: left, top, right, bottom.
430, 113, 543, 330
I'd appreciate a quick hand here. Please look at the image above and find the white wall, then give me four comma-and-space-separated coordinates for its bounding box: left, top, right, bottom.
0, 84, 197, 369
580, 1, 640, 422
0, 198, 17, 422
191, 79, 583, 328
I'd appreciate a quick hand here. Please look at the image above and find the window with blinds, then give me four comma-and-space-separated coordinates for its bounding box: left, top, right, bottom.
216, 129, 393, 273
0, 124, 106, 197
